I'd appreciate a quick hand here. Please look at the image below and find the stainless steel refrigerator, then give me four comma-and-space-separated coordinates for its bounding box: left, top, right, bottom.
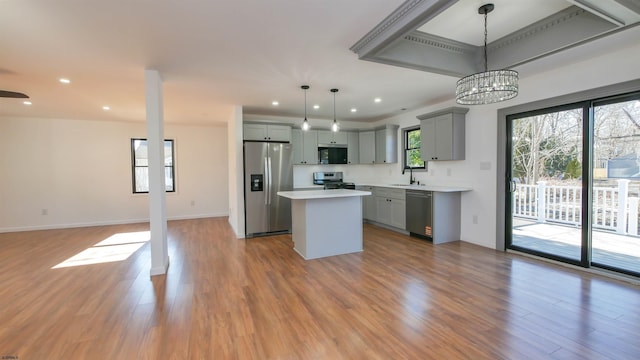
244, 142, 293, 237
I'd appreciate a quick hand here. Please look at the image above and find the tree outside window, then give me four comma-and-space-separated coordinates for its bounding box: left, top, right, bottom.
404, 127, 425, 170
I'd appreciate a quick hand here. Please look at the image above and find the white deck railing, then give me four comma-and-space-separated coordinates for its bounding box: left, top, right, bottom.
513, 180, 640, 235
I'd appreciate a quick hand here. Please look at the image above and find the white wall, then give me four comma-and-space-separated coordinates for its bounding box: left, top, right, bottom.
0, 116, 228, 232
228, 106, 245, 237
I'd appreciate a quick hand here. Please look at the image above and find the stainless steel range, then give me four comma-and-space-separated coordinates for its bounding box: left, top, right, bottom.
313, 171, 355, 189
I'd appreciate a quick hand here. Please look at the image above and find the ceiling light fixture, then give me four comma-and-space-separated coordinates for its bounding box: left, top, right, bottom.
59, 78, 71, 84
351, 108, 357, 113
455, 3, 518, 105
301, 85, 310, 131
102, 106, 110, 111
374, 98, 381, 103
330, 88, 339, 132
313, 104, 319, 110
272, 101, 279, 106
23, 100, 32, 105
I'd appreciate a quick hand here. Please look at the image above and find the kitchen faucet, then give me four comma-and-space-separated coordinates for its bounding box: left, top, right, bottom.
402, 166, 416, 184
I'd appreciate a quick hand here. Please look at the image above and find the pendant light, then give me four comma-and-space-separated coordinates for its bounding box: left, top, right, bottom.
330, 88, 339, 132
301, 85, 310, 131
455, 3, 518, 105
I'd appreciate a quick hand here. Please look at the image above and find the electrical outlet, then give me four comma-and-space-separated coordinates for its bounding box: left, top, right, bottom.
191, 200, 195, 206
473, 214, 478, 224
41, 209, 48, 216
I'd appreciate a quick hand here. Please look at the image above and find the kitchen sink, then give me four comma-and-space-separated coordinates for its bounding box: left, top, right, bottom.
390, 184, 412, 187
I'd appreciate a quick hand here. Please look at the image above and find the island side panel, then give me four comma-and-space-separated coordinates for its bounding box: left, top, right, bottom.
291, 199, 308, 258
293, 196, 363, 260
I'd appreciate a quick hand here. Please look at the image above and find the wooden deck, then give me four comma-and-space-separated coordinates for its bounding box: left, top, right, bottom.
1, 217, 640, 359
513, 218, 640, 274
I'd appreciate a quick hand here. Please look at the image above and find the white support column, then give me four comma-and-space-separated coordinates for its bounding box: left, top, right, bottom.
537, 181, 546, 223
617, 179, 630, 234
145, 69, 169, 277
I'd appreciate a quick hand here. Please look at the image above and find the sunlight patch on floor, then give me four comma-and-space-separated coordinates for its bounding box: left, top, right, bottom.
52, 231, 150, 269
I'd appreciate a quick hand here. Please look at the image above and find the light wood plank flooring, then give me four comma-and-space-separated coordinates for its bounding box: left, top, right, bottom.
1, 217, 639, 359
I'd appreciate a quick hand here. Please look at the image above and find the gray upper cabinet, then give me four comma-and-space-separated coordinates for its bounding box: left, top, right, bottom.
375, 124, 399, 164
291, 129, 318, 165
358, 131, 376, 164
243, 124, 292, 142
347, 132, 359, 164
317, 130, 348, 145
418, 107, 467, 161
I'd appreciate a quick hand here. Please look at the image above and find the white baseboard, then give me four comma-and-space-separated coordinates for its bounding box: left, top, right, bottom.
0, 213, 229, 233
150, 256, 170, 277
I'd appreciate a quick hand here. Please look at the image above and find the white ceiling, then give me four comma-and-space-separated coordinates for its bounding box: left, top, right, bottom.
0, 0, 637, 126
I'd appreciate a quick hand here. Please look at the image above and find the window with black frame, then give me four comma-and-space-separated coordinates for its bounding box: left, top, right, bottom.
404, 127, 425, 170
131, 138, 175, 193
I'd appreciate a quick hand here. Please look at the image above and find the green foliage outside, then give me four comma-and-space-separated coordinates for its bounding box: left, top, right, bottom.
564, 158, 582, 179
407, 129, 424, 168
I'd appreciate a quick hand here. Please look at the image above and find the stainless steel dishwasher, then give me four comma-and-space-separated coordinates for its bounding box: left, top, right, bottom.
405, 190, 433, 239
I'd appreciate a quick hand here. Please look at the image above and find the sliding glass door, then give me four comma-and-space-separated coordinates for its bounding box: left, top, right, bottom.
507, 105, 586, 264
591, 95, 640, 275
506, 92, 640, 276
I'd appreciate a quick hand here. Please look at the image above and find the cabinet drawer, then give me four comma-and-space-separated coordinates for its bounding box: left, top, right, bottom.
377, 187, 405, 200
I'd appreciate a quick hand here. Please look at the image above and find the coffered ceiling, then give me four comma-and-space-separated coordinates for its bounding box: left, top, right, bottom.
1, 0, 639, 126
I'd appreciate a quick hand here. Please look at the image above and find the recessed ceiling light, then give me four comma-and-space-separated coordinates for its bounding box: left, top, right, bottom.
102, 106, 110, 111
23, 100, 32, 105
374, 98, 382, 103
313, 104, 319, 110
272, 101, 279, 106
59, 78, 71, 84
350, 108, 357, 113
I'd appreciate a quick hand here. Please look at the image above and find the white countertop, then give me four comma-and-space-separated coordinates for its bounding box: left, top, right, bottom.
358, 183, 472, 192
278, 189, 372, 200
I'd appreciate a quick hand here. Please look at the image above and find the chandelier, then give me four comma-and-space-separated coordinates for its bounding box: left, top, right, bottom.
455, 3, 518, 105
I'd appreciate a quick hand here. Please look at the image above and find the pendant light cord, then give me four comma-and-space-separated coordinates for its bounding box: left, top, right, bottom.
333, 91, 336, 120
483, 8, 488, 72
304, 88, 307, 119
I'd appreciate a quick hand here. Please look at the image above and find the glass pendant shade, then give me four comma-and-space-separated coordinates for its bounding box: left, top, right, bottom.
331, 88, 339, 132
301, 85, 310, 130
455, 3, 518, 105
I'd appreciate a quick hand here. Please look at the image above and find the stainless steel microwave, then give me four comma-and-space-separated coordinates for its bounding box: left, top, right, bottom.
318, 145, 347, 164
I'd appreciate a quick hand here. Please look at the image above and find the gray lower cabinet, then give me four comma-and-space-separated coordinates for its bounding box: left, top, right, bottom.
375, 187, 405, 229
356, 186, 377, 221
430, 192, 461, 244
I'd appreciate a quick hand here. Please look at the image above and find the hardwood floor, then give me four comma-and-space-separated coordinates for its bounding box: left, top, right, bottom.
1, 218, 639, 359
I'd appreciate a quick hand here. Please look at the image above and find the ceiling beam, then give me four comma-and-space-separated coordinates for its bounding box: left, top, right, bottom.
565, 0, 640, 26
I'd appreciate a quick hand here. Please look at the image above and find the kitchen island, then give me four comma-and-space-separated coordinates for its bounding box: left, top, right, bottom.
277, 189, 371, 260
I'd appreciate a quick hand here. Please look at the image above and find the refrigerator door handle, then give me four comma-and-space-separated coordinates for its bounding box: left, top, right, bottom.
264, 157, 269, 205
267, 156, 272, 205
